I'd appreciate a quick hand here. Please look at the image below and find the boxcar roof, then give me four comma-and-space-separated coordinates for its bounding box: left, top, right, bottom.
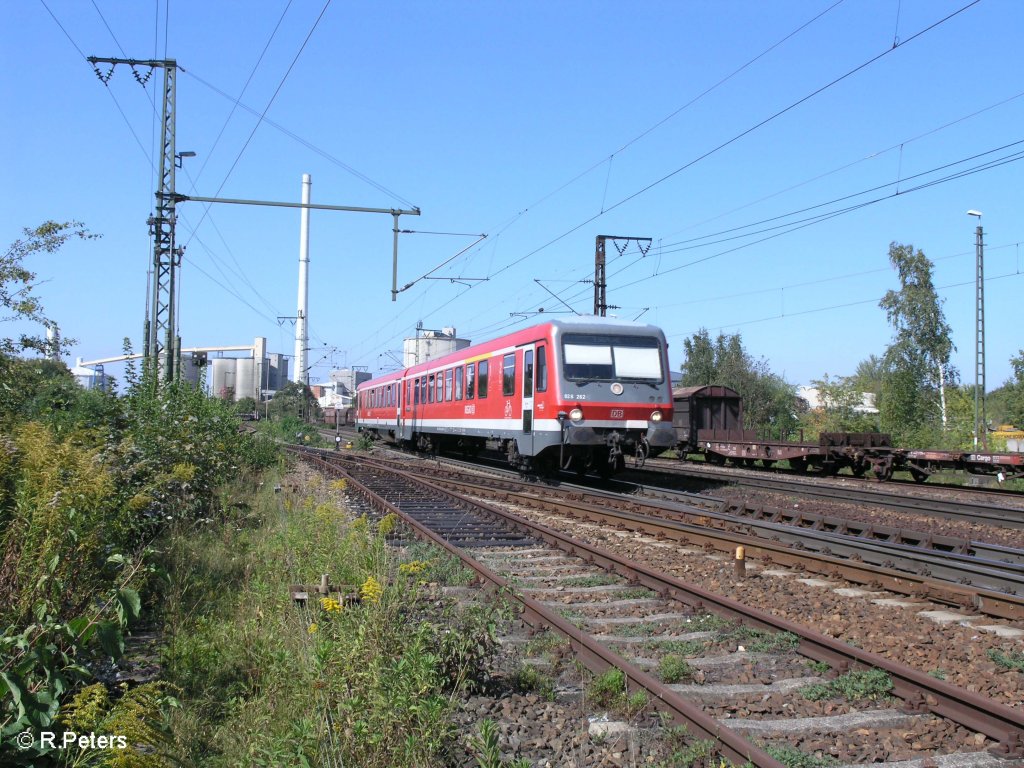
672, 384, 741, 399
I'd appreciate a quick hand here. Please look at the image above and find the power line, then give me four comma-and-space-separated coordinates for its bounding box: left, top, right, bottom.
182, 0, 333, 249
184, 69, 416, 208
484, 0, 983, 283
190, 0, 295, 187
545, 139, 1024, 310
469, 0, 849, 251
687, 271, 1023, 339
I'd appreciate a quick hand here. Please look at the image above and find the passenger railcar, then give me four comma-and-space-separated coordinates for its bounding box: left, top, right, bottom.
356, 318, 676, 476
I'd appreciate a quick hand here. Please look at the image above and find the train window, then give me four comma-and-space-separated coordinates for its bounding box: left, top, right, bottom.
421, 376, 427, 404
536, 346, 547, 392
562, 334, 663, 382
455, 366, 463, 400
523, 350, 533, 398
502, 353, 515, 396
444, 369, 453, 401
406, 380, 411, 406
413, 378, 419, 405
436, 373, 444, 403
428, 374, 435, 404
466, 363, 476, 399
478, 360, 488, 398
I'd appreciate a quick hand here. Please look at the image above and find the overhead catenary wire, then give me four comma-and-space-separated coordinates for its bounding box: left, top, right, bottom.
181, 0, 334, 250
296, 2, 976, 370
482, 0, 983, 284
470, 0, 850, 250
189, 0, 295, 188
185, 69, 417, 209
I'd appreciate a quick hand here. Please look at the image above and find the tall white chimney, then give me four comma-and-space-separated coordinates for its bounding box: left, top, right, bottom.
294, 173, 311, 385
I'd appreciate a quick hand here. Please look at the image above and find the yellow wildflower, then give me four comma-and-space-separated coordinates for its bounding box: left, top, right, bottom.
320, 596, 342, 613
360, 576, 384, 604
398, 560, 429, 577
378, 513, 399, 536
307, 623, 318, 634
330, 479, 348, 492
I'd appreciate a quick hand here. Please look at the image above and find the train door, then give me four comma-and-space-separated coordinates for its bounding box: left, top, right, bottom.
396, 379, 403, 438
520, 345, 535, 456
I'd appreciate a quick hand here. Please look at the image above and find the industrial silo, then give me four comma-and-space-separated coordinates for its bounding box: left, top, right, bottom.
211, 358, 236, 400
235, 358, 256, 402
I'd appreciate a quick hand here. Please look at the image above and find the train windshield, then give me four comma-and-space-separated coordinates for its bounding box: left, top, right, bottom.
561, 334, 663, 382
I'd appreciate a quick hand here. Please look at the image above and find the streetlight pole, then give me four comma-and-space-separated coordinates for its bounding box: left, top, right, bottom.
967, 210, 987, 451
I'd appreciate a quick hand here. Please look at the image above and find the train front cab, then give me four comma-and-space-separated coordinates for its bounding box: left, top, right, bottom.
549, 325, 676, 476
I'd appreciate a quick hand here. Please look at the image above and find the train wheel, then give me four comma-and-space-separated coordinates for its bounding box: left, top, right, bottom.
707, 453, 726, 466
761, 460, 775, 469
873, 464, 894, 482
909, 467, 928, 483
851, 461, 868, 478
789, 457, 808, 473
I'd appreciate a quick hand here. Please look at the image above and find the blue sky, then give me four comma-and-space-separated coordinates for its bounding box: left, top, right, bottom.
3, 0, 1021, 391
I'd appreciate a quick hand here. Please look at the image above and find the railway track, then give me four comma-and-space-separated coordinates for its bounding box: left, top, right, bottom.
291, 447, 1024, 766
351, 450, 1024, 620
640, 459, 1024, 529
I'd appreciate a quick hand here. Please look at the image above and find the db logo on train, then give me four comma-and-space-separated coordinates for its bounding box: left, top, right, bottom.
610, 409, 625, 419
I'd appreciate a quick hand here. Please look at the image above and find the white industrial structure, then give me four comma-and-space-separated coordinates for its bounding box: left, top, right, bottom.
315, 368, 371, 409
293, 174, 311, 386
76, 337, 288, 402
402, 326, 470, 367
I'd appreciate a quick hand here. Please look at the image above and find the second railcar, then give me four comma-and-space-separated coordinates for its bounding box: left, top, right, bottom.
356, 317, 676, 476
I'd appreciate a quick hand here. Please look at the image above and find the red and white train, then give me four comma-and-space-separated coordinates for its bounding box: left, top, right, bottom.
355, 318, 676, 476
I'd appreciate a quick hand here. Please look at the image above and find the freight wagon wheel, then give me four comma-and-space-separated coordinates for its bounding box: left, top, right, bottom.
761, 460, 775, 469
789, 457, 808, 473
706, 453, 726, 466
851, 461, 868, 478
873, 464, 894, 482
909, 467, 928, 483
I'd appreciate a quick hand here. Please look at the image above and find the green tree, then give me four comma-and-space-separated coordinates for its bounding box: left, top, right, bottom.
993, 350, 1024, 428
851, 355, 885, 401
678, 329, 798, 437
878, 242, 957, 443
1, 220, 98, 357
267, 380, 321, 423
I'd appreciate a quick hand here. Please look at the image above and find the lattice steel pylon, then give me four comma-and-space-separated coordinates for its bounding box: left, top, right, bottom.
974, 222, 987, 451
89, 57, 181, 383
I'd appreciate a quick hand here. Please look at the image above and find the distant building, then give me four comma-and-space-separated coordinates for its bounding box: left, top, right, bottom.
797, 385, 878, 414
403, 326, 470, 367
71, 357, 115, 392
316, 368, 371, 409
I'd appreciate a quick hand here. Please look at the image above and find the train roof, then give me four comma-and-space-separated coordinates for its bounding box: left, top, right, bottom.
359, 317, 669, 390
673, 384, 741, 399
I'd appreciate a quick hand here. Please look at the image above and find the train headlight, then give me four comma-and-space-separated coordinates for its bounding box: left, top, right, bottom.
569, 408, 584, 423
650, 410, 663, 422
